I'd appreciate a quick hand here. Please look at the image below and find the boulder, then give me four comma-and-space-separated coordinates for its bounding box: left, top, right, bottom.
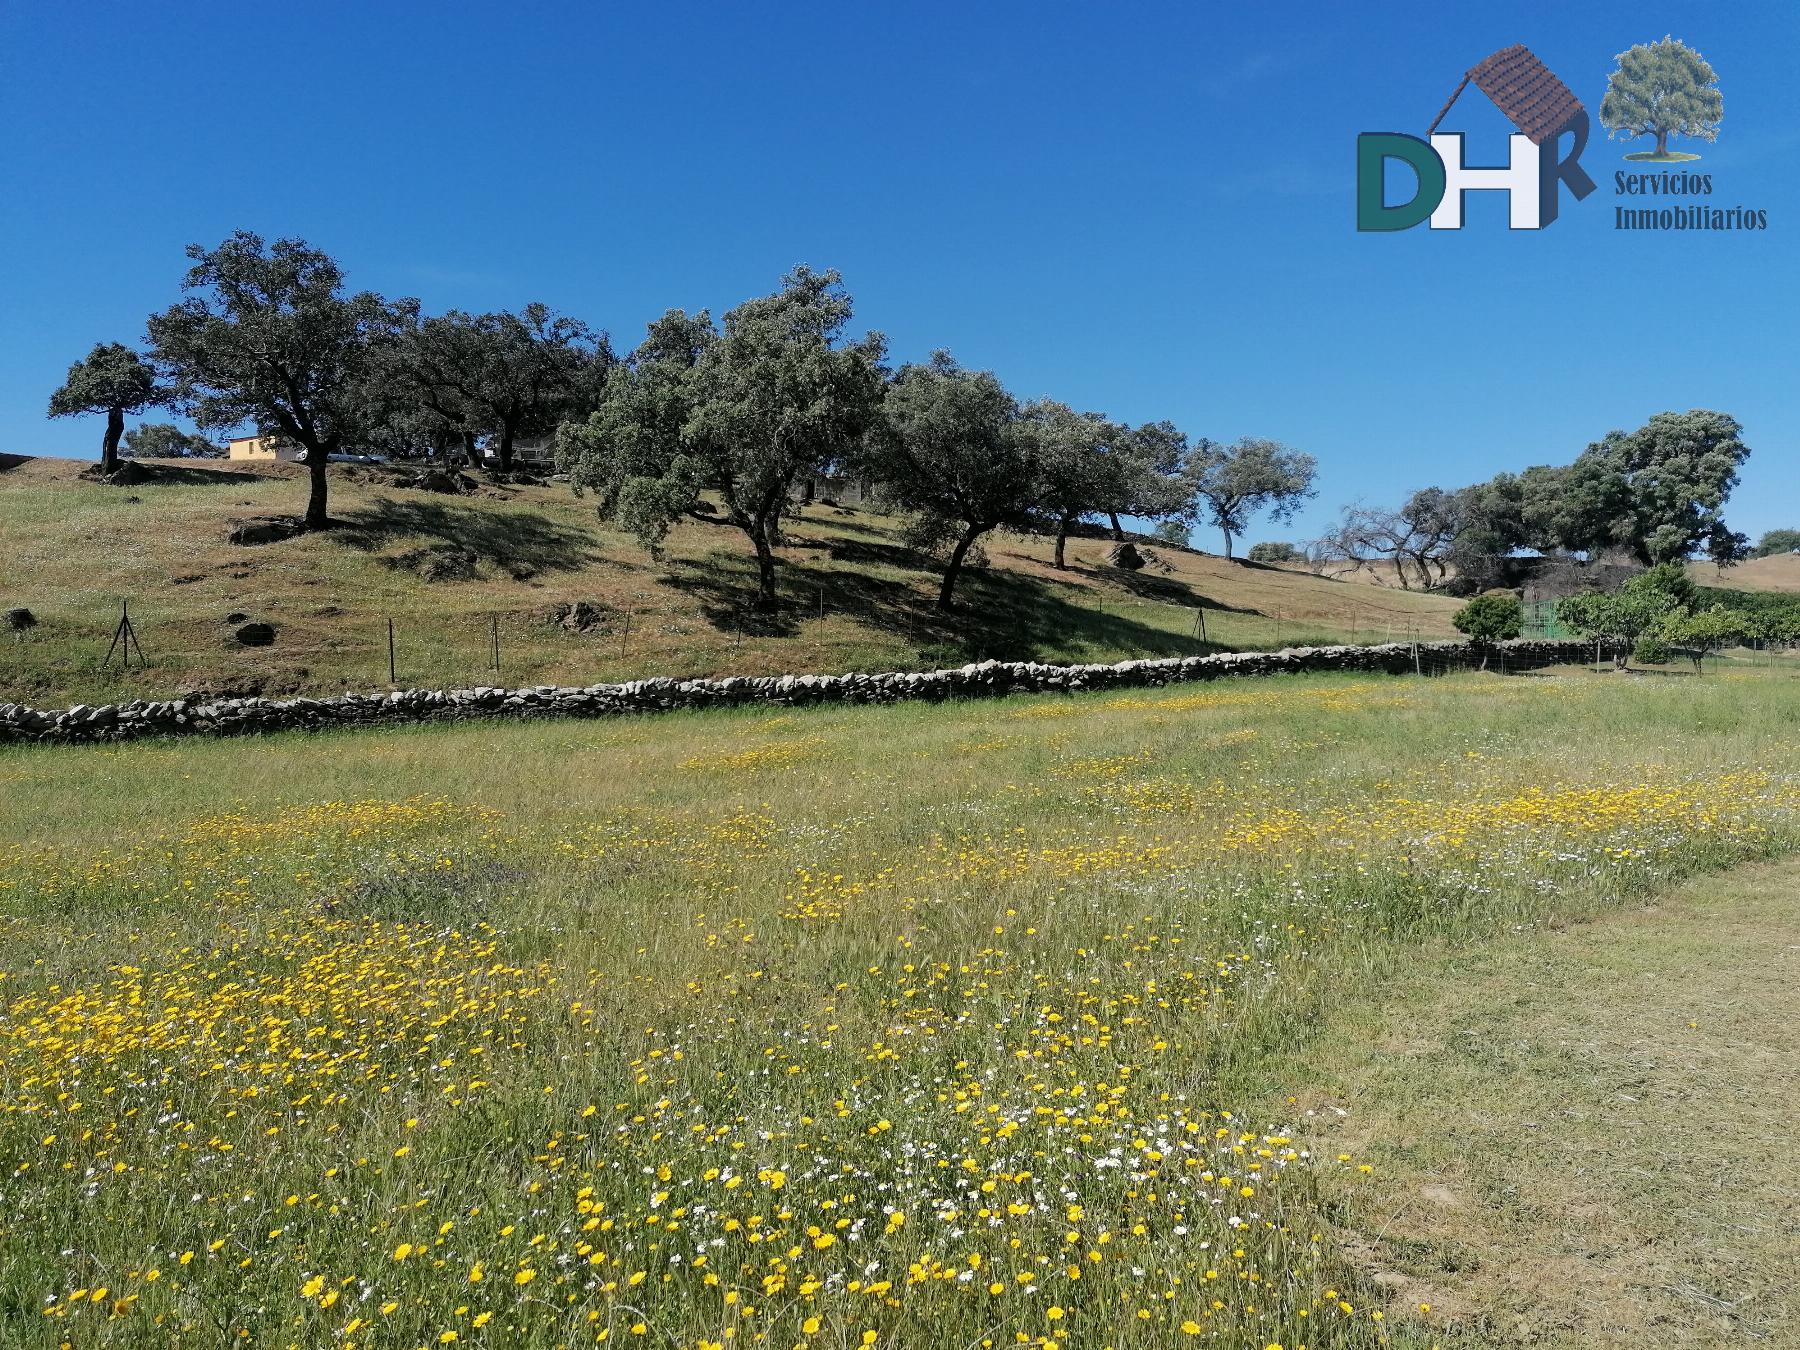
233, 622, 276, 647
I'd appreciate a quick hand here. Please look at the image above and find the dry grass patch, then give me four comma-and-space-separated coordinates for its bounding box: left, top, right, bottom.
1, 454, 1461, 704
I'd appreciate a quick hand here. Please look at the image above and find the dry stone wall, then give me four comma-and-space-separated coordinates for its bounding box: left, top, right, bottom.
0, 640, 1607, 747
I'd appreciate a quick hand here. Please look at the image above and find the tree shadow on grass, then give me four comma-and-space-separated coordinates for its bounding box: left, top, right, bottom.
334, 497, 602, 579
661, 546, 1228, 662
134, 462, 281, 486
1087, 562, 1265, 616
947, 567, 1220, 662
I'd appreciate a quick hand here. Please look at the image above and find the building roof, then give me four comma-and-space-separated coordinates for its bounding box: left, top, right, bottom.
1429, 44, 1585, 145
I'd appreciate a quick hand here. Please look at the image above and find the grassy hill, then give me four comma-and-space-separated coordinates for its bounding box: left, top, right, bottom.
1690, 551, 1800, 594
1, 453, 1466, 704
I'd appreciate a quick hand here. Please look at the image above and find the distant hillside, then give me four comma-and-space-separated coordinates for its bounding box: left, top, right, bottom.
1690, 552, 1800, 595
0, 454, 1463, 705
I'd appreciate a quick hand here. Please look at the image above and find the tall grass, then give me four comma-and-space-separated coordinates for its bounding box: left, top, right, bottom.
2, 668, 1796, 1346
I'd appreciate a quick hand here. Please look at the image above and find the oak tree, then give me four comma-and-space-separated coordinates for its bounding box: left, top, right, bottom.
47, 343, 165, 476
146, 233, 394, 529
864, 353, 1037, 611
1601, 37, 1722, 159
1178, 437, 1316, 559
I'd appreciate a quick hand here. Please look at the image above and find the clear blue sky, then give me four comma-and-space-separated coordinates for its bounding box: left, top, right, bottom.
3, 1, 1795, 544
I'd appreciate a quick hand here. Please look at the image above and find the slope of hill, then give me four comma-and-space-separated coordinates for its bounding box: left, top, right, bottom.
1690, 552, 1800, 594
0, 454, 1463, 704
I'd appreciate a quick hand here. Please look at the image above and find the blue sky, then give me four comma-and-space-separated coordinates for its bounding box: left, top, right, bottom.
3, 1, 1795, 545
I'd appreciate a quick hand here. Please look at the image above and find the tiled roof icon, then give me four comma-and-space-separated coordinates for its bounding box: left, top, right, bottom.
1428, 44, 1586, 144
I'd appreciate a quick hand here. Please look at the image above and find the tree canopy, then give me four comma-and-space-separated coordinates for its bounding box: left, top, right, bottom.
122, 422, 219, 458
1451, 592, 1523, 663
559, 268, 885, 608
1754, 528, 1800, 558
1176, 437, 1315, 559
1657, 605, 1744, 673
1558, 566, 1709, 669
145, 232, 395, 528
1026, 401, 1124, 569
1600, 37, 1723, 159
1352, 409, 1752, 590
861, 352, 1038, 611
47, 342, 165, 475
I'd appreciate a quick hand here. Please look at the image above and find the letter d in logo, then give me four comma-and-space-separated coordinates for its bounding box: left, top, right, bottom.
1357, 133, 1447, 231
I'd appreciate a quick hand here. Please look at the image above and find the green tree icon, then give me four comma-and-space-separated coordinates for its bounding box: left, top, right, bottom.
1600, 37, 1722, 161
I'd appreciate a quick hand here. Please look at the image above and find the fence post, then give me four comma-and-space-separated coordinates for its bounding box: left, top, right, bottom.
387, 618, 396, 684
102, 599, 145, 670
491, 614, 500, 672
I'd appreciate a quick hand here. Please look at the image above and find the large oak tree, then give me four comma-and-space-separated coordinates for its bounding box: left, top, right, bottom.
863, 353, 1038, 610
146, 233, 393, 529
560, 268, 884, 609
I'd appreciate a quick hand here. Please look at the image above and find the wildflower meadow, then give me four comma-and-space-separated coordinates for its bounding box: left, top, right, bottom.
2, 667, 1796, 1349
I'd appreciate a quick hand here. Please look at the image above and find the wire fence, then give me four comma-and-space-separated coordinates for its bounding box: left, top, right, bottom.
19, 585, 1786, 701
1520, 598, 1574, 639
4, 585, 1481, 698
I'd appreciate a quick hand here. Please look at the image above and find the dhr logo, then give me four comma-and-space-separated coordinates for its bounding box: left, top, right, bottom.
1358, 44, 1597, 230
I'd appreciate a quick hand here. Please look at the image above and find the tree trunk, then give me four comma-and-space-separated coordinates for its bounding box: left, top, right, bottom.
1054, 514, 1071, 570
1107, 511, 1124, 541
101, 406, 124, 476
749, 521, 779, 610
1655, 126, 1670, 157
304, 448, 330, 530
460, 429, 480, 468
494, 425, 514, 475
1221, 527, 1234, 559
938, 524, 982, 611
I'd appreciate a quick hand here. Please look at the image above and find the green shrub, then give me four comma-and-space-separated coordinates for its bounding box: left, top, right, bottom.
1452, 591, 1523, 643
1632, 634, 1672, 665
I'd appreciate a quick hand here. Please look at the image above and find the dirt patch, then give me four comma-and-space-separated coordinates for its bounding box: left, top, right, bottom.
79, 461, 154, 486
388, 544, 480, 582
400, 469, 481, 496
229, 515, 308, 546
534, 600, 613, 633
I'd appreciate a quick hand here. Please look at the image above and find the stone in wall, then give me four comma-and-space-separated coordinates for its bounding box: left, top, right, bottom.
0, 640, 1610, 747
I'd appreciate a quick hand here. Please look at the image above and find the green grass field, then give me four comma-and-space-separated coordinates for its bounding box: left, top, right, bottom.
0, 454, 1461, 707
3, 664, 1799, 1346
